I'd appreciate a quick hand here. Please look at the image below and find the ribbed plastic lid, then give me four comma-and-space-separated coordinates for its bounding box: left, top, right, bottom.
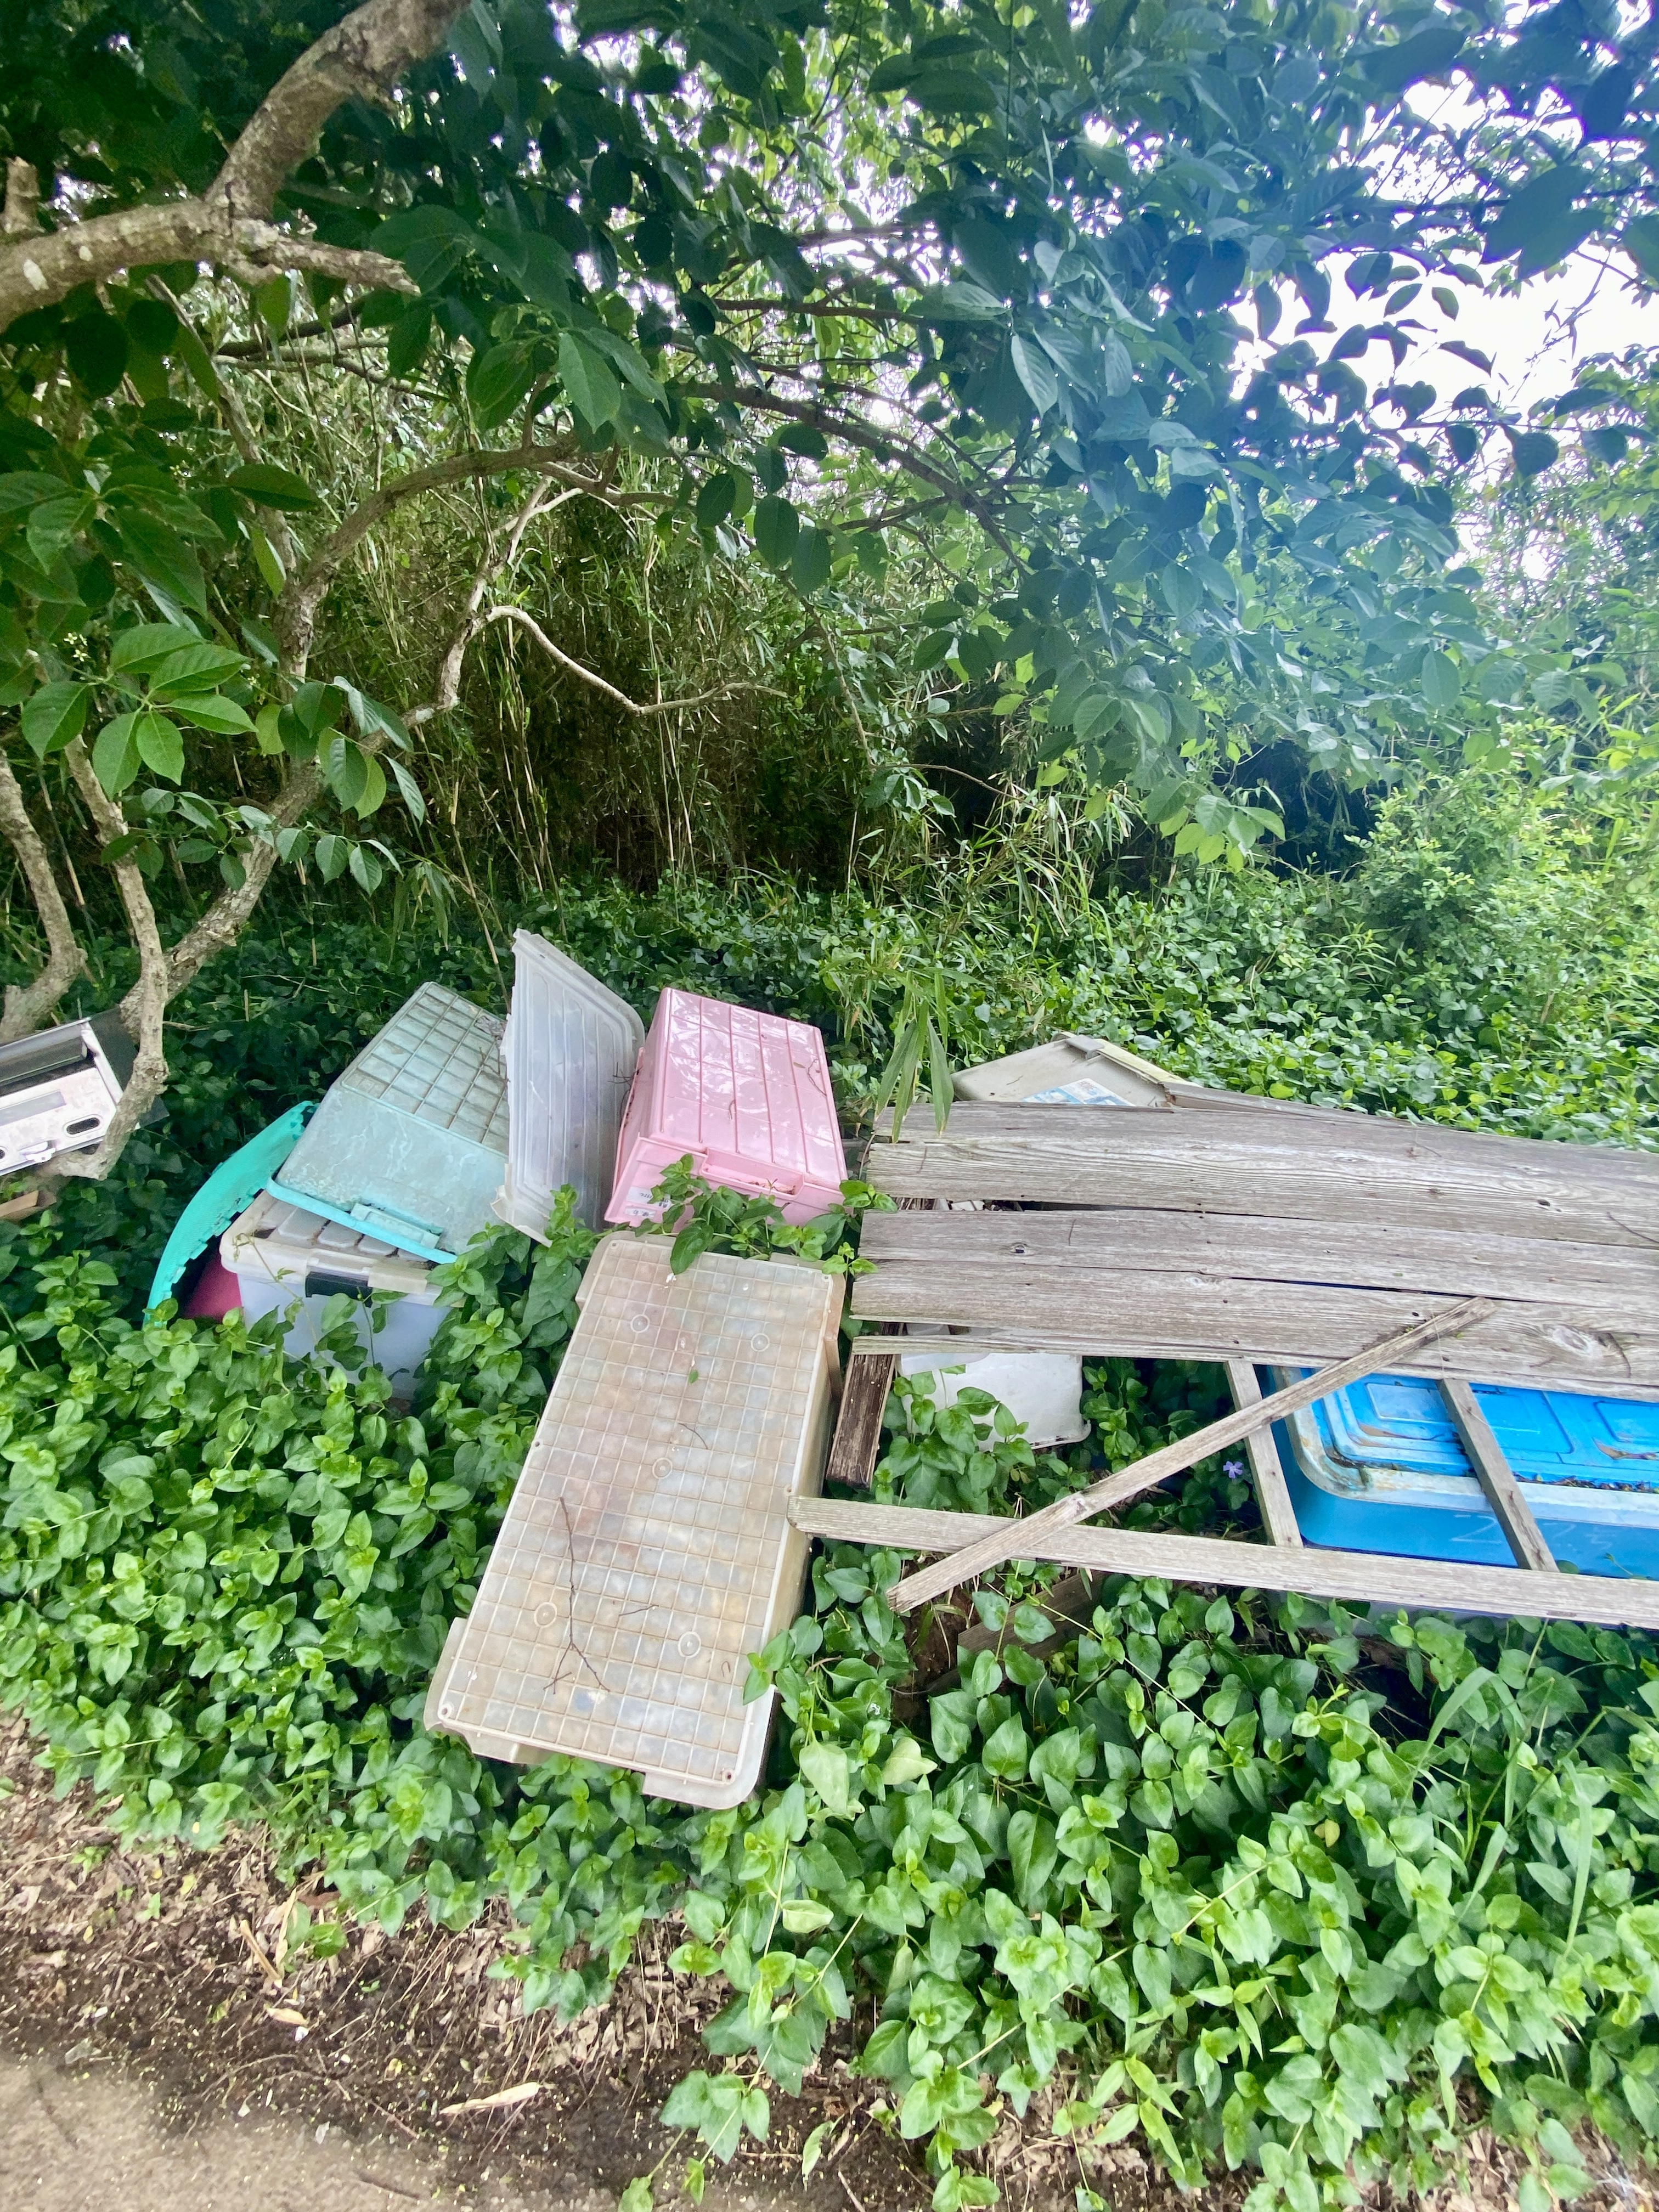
496, 932, 644, 1237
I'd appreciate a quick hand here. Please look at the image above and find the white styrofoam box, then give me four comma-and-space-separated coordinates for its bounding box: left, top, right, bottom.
0, 1013, 131, 1176
495, 932, 645, 1238
222, 1190, 444, 1397
898, 1344, 1089, 1448
952, 1031, 1195, 1109
275, 983, 508, 1260
426, 1234, 842, 1807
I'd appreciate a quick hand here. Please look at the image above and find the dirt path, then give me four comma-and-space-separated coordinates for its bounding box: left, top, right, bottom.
0, 1718, 959, 2212
2, 2049, 603, 2211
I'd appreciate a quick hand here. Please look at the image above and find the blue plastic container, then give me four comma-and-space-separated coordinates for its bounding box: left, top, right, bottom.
1271, 1369, 1659, 1580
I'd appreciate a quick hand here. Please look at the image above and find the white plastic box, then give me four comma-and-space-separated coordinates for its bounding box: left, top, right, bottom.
426, 1234, 842, 1807
952, 1030, 1194, 1109
495, 932, 644, 1237
273, 983, 508, 1262
898, 1344, 1089, 1448
222, 1190, 444, 1397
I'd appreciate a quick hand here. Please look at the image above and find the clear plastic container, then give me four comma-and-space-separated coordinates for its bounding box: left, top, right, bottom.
222, 1190, 444, 1397
0, 1012, 133, 1176
495, 932, 645, 1237
1270, 1365, 1659, 1577
607, 988, 846, 1226
898, 1344, 1089, 1448
952, 1031, 1191, 1109
274, 983, 507, 1261
425, 1234, 842, 1807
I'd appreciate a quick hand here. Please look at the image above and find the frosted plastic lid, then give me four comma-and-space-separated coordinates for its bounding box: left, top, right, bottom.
427, 1234, 841, 1806
278, 983, 508, 1258
222, 1190, 436, 1300
496, 931, 645, 1237
952, 1032, 1184, 1109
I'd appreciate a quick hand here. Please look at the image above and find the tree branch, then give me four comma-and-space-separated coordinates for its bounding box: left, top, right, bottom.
0, 749, 86, 1042
53, 744, 169, 1183
487, 605, 785, 716
0, 0, 467, 334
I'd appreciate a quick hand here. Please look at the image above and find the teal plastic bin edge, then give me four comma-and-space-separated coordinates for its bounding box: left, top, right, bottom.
146, 1103, 316, 1314
263, 1173, 458, 1266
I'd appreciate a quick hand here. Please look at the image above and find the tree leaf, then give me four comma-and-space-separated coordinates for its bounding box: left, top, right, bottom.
467, 341, 539, 427
1507, 428, 1560, 477
20, 679, 88, 759
791, 522, 832, 595
225, 464, 319, 512
133, 710, 184, 782
64, 310, 128, 397
167, 693, 255, 734
1420, 650, 1461, 711
753, 495, 799, 568
558, 332, 622, 427
92, 713, 142, 795
388, 758, 426, 822
1485, 166, 1584, 264
1010, 332, 1059, 416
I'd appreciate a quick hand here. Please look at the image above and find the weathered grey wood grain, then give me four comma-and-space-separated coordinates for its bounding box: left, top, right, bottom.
1226, 1359, 1303, 1548
864, 1104, 1659, 1248
856, 1204, 1659, 1305
1440, 1378, 1559, 1572
886, 1297, 1494, 1612
826, 1346, 898, 1489
848, 1263, 1659, 1398
788, 1497, 1659, 1633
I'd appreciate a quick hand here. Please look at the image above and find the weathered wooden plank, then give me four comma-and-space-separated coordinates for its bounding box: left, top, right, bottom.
864, 1104, 1659, 1248
788, 1497, 1659, 1633
856, 1204, 1659, 1305
826, 1346, 898, 1490
1440, 1378, 1559, 1573
848, 1264, 1659, 1400
1226, 1359, 1303, 1548
886, 1297, 1494, 1613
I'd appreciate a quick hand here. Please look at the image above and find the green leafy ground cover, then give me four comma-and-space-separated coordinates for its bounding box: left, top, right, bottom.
4, 800, 1659, 2210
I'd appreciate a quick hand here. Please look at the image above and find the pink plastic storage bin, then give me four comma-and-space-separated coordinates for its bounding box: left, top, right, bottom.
607, 989, 847, 1224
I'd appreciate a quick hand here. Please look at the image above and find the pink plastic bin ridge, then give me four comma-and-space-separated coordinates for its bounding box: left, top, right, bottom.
606, 988, 847, 1225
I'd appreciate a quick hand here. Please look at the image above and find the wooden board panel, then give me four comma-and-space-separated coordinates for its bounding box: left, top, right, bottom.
848, 1264, 1659, 1398
826, 1347, 898, 1489
789, 1496, 1659, 1633
865, 1104, 1659, 1248
857, 1204, 1659, 1305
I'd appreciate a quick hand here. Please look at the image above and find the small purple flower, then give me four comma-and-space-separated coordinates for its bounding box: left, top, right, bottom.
1222, 1459, 1244, 1477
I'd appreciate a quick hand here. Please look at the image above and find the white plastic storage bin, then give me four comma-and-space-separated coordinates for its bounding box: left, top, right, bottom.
899, 1343, 1089, 1448
0, 1012, 134, 1176
495, 932, 645, 1237
273, 983, 507, 1262
222, 1190, 445, 1397
426, 1234, 842, 1807
953, 1031, 1194, 1109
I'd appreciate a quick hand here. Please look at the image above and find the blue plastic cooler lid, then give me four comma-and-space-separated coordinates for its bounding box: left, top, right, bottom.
1300, 1372, 1659, 1492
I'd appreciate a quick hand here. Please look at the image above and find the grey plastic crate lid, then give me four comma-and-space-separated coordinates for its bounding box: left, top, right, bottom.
496, 932, 645, 1237
277, 983, 507, 1260
425, 1234, 841, 1807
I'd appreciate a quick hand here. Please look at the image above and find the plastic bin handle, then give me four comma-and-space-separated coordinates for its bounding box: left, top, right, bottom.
304, 1269, 373, 1303
263, 1176, 458, 1267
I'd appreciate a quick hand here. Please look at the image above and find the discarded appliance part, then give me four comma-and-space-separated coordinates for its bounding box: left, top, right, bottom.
854, 1103, 1659, 1398
790, 1493, 1659, 1634
425, 1234, 842, 1808
1268, 1365, 1659, 1579
147, 1101, 315, 1313
222, 1190, 444, 1397
952, 1030, 1191, 1109
606, 988, 847, 1227
0, 1012, 135, 1177
495, 930, 645, 1238
898, 1344, 1088, 1449
276, 983, 507, 1262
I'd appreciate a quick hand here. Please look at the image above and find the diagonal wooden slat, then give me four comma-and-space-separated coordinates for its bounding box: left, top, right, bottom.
1225, 1359, 1302, 1548
885, 1296, 1494, 1613
1439, 1378, 1558, 1573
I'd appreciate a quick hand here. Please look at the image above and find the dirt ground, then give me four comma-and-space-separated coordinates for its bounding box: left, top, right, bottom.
0, 1715, 1073, 2211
